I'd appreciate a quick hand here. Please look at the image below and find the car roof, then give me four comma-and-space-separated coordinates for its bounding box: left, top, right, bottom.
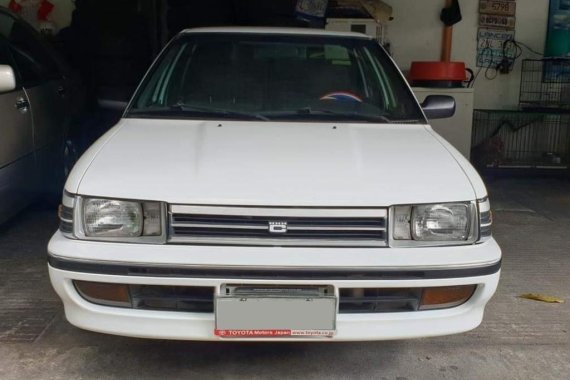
180, 26, 373, 40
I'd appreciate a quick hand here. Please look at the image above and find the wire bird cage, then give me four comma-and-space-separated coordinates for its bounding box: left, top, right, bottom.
519, 59, 570, 110
472, 110, 570, 170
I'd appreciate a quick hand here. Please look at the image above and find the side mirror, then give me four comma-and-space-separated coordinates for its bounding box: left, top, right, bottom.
97, 98, 129, 111
421, 95, 456, 120
0, 65, 16, 93
97, 86, 133, 111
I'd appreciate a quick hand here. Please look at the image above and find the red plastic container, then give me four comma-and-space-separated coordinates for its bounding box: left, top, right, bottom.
409, 61, 467, 88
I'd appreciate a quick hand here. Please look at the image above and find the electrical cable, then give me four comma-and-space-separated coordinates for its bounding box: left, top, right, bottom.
470, 46, 488, 86
497, 38, 545, 74
479, 45, 498, 83
471, 39, 544, 86
514, 40, 544, 56
496, 39, 522, 74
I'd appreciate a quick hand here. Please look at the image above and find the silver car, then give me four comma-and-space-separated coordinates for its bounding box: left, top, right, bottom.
0, 7, 83, 223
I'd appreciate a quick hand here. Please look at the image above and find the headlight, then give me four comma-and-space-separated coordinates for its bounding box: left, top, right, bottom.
58, 195, 165, 243
84, 199, 144, 237
412, 203, 470, 241
391, 202, 478, 247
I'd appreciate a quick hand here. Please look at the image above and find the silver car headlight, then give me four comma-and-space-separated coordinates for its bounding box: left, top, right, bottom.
83, 198, 144, 237
58, 194, 165, 243
391, 202, 478, 247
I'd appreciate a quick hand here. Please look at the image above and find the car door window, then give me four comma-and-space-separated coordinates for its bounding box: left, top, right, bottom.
0, 13, 60, 86
0, 38, 14, 68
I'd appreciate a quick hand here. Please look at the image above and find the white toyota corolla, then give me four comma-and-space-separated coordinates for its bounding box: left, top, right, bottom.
48, 27, 500, 341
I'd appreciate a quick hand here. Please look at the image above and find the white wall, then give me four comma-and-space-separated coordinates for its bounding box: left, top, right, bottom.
386, 0, 550, 110
0, 0, 74, 31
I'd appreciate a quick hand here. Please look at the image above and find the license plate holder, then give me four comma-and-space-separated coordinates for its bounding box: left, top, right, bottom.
215, 285, 336, 338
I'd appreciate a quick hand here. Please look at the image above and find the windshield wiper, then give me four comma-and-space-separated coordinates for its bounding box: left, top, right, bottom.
265, 108, 393, 123
130, 103, 269, 121
170, 104, 270, 121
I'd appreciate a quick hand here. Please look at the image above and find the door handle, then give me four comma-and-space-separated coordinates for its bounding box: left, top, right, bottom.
15, 97, 30, 113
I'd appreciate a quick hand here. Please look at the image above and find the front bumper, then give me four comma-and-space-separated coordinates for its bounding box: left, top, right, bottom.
48, 232, 501, 341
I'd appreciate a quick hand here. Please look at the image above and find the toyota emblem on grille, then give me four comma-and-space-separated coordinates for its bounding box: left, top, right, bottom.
268, 221, 288, 234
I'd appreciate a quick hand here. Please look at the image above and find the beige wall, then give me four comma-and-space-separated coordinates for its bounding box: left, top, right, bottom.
386, 0, 550, 110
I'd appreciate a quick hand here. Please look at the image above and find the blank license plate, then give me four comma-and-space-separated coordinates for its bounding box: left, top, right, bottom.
215, 285, 336, 338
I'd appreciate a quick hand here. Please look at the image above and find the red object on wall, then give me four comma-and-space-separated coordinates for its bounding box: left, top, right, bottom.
8, 0, 22, 13
37, 0, 54, 21
8, 0, 55, 21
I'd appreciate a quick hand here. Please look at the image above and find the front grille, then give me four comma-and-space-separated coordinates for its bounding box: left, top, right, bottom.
339, 288, 421, 313
131, 285, 214, 313
168, 205, 387, 247
74, 281, 475, 315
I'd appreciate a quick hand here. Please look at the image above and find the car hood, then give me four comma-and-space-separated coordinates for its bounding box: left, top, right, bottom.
72, 119, 476, 206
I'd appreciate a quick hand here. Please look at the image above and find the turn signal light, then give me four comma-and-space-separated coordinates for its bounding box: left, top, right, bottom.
74, 281, 131, 307
419, 285, 476, 310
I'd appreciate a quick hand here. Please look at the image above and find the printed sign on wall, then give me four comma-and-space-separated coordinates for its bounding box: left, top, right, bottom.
479, 0, 517, 16
477, 28, 516, 67
479, 14, 516, 29
477, 0, 517, 67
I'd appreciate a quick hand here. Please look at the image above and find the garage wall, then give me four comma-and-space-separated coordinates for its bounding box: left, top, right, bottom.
386, 0, 550, 110
0, 0, 74, 31
1, 0, 549, 111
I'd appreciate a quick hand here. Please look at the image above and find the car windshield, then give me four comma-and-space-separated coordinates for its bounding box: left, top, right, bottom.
128, 32, 425, 123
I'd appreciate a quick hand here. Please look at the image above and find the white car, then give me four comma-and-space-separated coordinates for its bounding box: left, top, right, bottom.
48, 27, 500, 341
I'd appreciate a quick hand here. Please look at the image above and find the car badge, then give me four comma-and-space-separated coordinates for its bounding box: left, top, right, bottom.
268, 221, 288, 234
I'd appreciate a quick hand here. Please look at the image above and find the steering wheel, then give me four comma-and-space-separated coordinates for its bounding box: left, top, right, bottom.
319, 91, 363, 103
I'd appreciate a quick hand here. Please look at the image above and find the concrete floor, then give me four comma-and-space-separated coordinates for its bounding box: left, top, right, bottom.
0, 177, 568, 380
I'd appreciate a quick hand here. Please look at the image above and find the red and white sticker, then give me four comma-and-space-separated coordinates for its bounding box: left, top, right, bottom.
215, 329, 335, 338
